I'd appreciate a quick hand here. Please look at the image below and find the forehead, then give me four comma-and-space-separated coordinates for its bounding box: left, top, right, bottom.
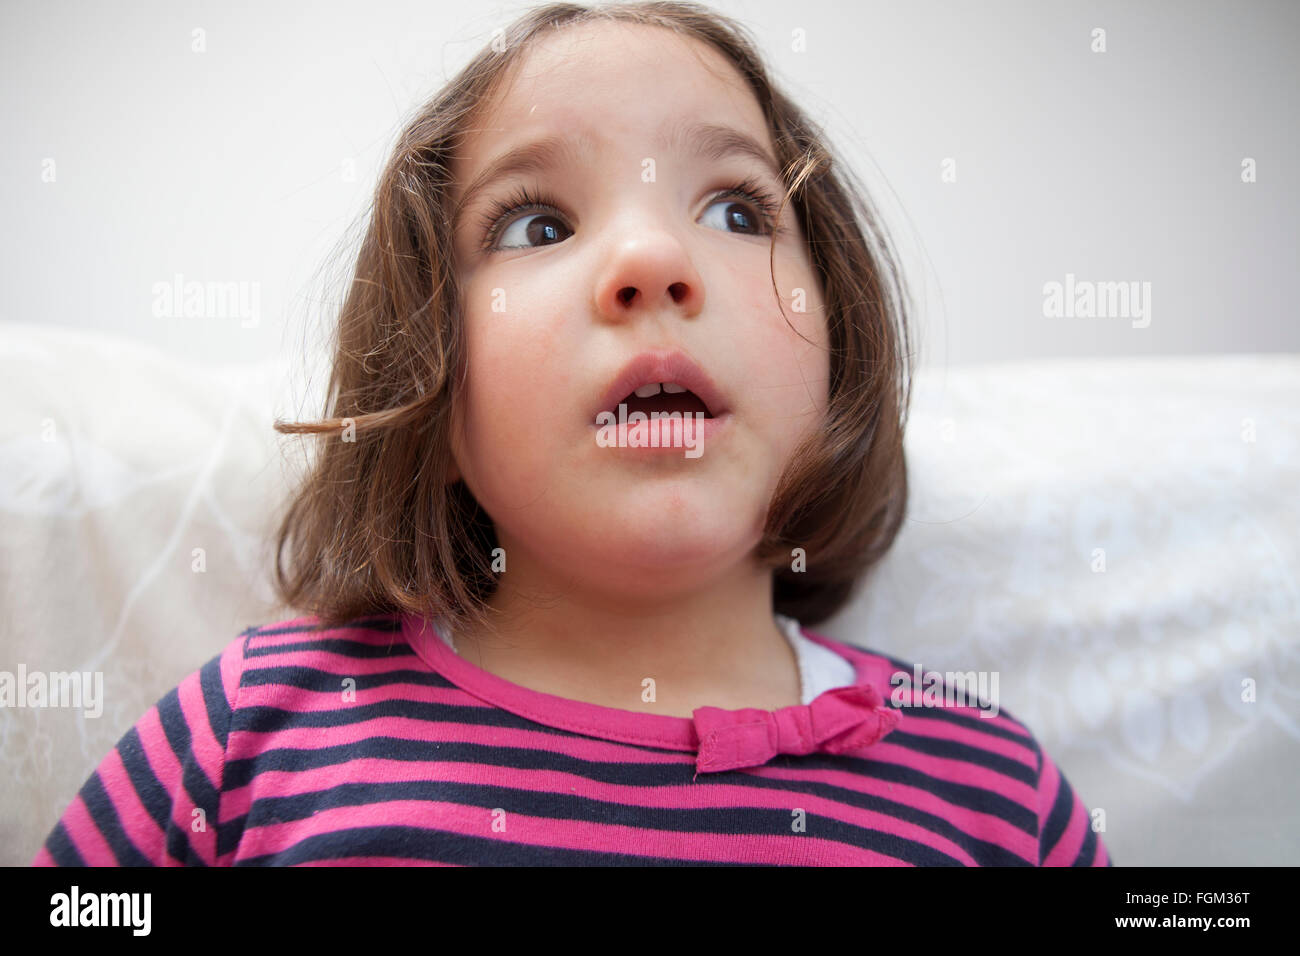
454, 21, 771, 176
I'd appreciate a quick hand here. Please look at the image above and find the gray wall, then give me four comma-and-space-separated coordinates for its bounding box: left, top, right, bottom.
2, 0, 1295, 370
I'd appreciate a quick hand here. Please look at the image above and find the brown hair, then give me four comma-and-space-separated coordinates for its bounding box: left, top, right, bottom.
273, 0, 914, 635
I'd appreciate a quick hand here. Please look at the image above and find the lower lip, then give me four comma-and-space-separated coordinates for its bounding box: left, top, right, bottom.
588, 412, 731, 455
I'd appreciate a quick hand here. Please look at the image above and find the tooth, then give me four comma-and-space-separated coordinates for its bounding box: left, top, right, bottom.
662, 382, 687, 393
633, 383, 662, 398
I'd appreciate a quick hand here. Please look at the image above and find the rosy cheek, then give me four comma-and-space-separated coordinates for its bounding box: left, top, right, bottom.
459, 328, 553, 489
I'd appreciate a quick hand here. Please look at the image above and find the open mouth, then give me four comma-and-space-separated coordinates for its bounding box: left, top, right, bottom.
591, 349, 729, 427
611, 382, 714, 419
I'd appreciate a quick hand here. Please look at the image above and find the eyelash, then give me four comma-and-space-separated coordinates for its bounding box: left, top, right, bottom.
475, 176, 784, 252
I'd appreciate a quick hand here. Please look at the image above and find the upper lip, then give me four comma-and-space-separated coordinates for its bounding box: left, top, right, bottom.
592, 348, 730, 423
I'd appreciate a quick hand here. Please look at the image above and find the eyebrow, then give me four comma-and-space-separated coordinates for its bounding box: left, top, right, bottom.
451, 119, 786, 228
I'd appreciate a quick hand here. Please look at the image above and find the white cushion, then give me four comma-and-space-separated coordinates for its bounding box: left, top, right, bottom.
3, 320, 1296, 864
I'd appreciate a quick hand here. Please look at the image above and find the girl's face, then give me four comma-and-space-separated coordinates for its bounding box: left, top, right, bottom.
447, 21, 830, 599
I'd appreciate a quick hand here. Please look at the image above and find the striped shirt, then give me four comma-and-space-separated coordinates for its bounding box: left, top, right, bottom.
32, 614, 1112, 866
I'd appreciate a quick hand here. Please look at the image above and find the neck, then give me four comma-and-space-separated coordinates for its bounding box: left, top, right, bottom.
448, 533, 801, 717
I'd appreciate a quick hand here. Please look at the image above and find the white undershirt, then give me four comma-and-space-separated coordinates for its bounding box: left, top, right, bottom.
432, 612, 856, 706
774, 613, 858, 704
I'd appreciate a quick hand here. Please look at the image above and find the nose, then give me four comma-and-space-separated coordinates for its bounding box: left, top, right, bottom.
593, 230, 706, 323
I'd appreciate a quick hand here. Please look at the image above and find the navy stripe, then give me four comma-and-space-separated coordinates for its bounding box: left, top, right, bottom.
44, 821, 87, 867
154, 688, 214, 867
199, 653, 232, 750
1041, 770, 1074, 863
244, 637, 417, 660
225, 727, 1038, 836
239, 779, 969, 866
240, 665, 450, 692
39, 617, 1107, 867
79, 773, 152, 866
1073, 815, 1099, 866
238, 825, 755, 866
840, 754, 1038, 839
879, 729, 1037, 787
227, 737, 1034, 864
881, 700, 1038, 749
232, 698, 570, 740
199, 650, 237, 862
217, 812, 247, 859
116, 726, 172, 833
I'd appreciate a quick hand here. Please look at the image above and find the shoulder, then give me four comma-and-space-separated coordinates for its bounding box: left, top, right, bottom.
800, 626, 1043, 770
801, 626, 1111, 865
225, 613, 415, 704
237, 613, 406, 655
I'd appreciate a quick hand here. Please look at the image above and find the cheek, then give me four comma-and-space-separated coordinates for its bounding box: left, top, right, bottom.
455, 286, 577, 502
735, 263, 830, 429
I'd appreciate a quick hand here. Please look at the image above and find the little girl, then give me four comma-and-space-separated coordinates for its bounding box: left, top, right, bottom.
34, 1, 1110, 866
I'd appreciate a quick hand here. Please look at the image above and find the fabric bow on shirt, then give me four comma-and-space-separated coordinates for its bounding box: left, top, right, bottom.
692, 683, 902, 774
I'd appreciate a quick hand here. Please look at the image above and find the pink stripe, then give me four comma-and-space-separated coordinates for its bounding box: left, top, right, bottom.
175, 670, 221, 863
220, 712, 697, 820
236, 798, 913, 865
31, 846, 56, 866
226, 709, 687, 770
246, 647, 421, 668
55, 791, 118, 865
883, 689, 1034, 741
235, 679, 485, 713
220, 721, 1037, 862
1043, 803, 1088, 865
870, 739, 1036, 806
1037, 753, 1090, 866
176, 669, 223, 782
242, 652, 432, 680
93, 744, 167, 861
133, 705, 198, 864
891, 710, 1039, 767
226, 755, 991, 865
246, 623, 406, 652
220, 756, 443, 821
221, 745, 687, 821
760, 763, 1035, 861
135, 706, 183, 801
35, 615, 1111, 867
220, 635, 246, 709
1036, 749, 1060, 829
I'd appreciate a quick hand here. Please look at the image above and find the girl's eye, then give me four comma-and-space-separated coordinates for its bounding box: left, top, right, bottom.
478, 178, 782, 253
495, 210, 571, 251
699, 180, 780, 237
478, 186, 572, 253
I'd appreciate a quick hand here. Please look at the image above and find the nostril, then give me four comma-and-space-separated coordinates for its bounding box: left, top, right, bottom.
668, 281, 688, 303
617, 287, 637, 306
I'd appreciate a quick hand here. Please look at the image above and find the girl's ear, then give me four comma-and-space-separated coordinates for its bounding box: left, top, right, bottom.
445, 456, 461, 485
